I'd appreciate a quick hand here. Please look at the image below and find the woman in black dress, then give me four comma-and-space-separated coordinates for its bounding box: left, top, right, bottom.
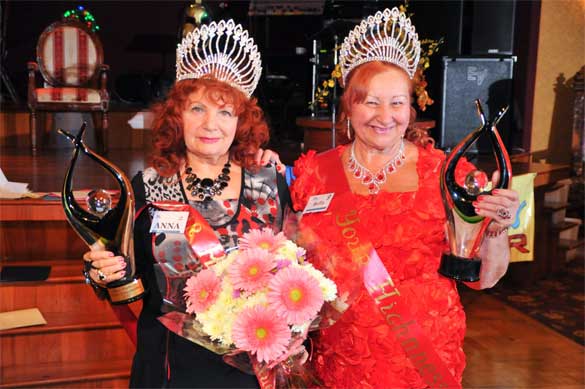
82, 20, 290, 388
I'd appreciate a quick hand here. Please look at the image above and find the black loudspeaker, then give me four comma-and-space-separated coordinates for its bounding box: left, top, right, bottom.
470, 0, 516, 55
440, 56, 515, 153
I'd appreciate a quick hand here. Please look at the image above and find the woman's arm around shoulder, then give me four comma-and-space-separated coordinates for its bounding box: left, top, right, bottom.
290, 150, 323, 212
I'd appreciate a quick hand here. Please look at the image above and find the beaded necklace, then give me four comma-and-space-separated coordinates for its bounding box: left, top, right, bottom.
184, 161, 231, 201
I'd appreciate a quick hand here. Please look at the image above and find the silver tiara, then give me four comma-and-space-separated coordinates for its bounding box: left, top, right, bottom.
176, 19, 262, 98
340, 7, 421, 84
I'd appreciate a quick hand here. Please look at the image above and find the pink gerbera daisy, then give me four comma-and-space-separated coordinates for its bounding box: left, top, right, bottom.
267, 267, 324, 325
232, 305, 291, 363
239, 228, 287, 252
184, 269, 221, 314
228, 248, 275, 292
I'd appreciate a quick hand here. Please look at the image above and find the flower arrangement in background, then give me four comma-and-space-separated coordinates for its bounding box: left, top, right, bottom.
63, 5, 100, 32
313, 1, 443, 112
184, 228, 337, 365
412, 36, 444, 111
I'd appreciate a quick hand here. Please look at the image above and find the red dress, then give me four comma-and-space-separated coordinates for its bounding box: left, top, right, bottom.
291, 144, 473, 389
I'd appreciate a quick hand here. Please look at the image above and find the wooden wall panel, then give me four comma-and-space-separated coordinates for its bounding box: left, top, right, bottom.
0, 281, 103, 314
1, 328, 134, 368
41, 378, 130, 389
0, 111, 152, 151
0, 221, 86, 261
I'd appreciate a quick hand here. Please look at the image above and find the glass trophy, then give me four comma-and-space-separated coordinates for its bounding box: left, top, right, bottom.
438, 100, 512, 282
59, 122, 144, 304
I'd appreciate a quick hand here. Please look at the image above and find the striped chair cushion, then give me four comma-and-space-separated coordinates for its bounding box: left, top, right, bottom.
36, 88, 101, 103
39, 26, 99, 86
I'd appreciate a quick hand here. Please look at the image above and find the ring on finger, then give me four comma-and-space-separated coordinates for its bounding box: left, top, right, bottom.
97, 269, 107, 282
496, 207, 512, 220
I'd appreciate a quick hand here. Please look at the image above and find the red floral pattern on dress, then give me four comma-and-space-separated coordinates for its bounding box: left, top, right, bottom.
291, 144, 474, 389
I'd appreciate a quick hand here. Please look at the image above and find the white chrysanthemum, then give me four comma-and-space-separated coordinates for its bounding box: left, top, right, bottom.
331, 291, 350, 314
291, 321, 310, 333
276, 240, 302, 261
216, 280, 236, 304
194, 277, 244, 346
207, 302, 228, 323
201, 295, 241, 346
211, 250, 237, 276
301, 264, 337, 302
211, 308, 237, 345
198, 310, 229, 344
319, 277, 337, 302
242, 291, 268, 309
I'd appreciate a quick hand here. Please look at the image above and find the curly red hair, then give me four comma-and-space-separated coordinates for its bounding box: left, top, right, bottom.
149, 77, 269, 176
337, 61, 434, 148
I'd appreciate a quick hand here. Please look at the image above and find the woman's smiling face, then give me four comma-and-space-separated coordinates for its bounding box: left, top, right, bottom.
182, 89, 239, 161
349, 67, 411, 152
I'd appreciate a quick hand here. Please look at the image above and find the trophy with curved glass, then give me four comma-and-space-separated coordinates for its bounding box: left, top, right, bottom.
60, 122, 144, 304
438, 100, 512, 282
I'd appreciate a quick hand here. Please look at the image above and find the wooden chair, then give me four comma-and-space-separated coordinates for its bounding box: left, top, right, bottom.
27, 19, 110, 154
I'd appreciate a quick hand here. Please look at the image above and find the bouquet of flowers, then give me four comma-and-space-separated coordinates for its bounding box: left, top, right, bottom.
181, 228, 338, 387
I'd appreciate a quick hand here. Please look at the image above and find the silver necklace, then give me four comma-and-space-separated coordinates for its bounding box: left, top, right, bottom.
347, 139, 406, 194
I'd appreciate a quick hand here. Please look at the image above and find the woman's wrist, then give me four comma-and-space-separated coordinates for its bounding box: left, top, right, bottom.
82, 261, 108, 300
485, 226, 509, 239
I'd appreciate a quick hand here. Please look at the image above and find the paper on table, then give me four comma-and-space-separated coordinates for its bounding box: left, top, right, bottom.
0, 168, 31, 199
128, 111, 154, 130
0, 308, 47, 331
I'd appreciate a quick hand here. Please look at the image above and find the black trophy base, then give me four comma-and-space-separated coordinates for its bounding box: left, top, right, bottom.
108, 278, 145, 305
438, 253, 481, 282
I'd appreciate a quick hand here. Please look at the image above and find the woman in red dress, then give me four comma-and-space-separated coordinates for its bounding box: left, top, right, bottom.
290, 8, 519, 389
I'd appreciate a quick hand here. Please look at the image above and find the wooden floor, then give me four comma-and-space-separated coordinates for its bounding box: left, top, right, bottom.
1, 147, 583, 388
462, 290, 584, 389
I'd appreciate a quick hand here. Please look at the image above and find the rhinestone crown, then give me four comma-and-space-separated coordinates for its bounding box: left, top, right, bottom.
340, 7, 421, 84
176, 19, 262, 97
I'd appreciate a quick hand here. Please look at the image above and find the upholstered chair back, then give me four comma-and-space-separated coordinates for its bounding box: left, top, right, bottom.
37, 21, 103, 87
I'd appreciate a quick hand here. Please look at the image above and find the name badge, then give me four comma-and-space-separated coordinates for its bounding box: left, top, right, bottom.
303, 193, 334, 214
150, 211, 190, 233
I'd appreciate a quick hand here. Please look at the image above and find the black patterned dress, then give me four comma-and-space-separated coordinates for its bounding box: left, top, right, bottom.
129, 164, 290, 388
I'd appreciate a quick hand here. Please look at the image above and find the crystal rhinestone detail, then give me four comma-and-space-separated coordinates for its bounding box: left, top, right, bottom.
176, 19, 262, 97
347, 139, 406, 195
339, 7, 421, 84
